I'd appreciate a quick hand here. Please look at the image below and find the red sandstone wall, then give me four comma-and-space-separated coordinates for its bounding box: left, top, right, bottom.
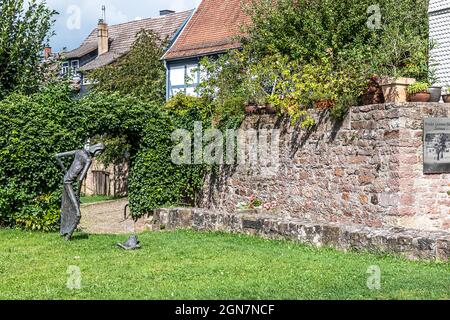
201, 103, 450, 232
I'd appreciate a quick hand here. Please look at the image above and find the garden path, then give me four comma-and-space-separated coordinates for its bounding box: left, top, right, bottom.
79, 198, 148, 234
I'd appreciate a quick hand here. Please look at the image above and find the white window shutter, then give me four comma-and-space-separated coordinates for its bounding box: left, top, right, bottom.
429, 0, 450, 87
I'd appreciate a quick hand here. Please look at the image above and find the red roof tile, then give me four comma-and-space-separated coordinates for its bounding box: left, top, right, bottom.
163, 0, 251, 61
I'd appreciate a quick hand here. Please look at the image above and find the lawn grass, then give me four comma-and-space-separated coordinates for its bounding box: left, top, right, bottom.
80, 195, 122, 204
0, 229, 448, 300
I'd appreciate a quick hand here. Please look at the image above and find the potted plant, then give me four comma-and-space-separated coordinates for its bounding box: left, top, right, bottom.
428, 66, 442, 102
236, 195, 263, 214
407, 81, 431, 102
428, 85, 442, 102
380, 77, 416, 103
443, 86, 450, 103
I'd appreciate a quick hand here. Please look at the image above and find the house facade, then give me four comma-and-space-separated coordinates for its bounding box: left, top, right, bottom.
63, 9, 193, 92
429, 0, 450, 87
163, 0, 251, 100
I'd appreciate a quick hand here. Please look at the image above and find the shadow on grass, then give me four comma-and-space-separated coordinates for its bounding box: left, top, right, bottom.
70, 233, 90, 241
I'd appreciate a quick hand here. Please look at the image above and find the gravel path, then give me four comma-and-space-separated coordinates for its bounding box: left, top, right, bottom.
79, 198, 149, 234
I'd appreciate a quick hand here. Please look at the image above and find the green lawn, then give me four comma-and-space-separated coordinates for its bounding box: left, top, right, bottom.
0, 229, 448, 300
80, 195, 122, 204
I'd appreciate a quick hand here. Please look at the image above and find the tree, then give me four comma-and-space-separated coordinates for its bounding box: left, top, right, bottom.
89, 29, 168, 104
199, 0, 430, 124
0, 0, 56, 99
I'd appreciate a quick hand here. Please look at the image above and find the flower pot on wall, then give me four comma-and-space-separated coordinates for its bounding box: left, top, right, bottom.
314, 99, 334, 110
262, 105, 277, 114
408, 92, 431, 102
380, 77, 416, 103
245, 104, 277, 115
428, 86, 442, 102
442, 94, 450, 103
245, 105, 258, 114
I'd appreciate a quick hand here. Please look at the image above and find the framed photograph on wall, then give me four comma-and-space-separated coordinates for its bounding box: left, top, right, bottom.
424, 118, 450, 174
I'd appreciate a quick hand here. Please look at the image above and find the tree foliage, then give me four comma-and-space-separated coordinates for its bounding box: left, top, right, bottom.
199, 0, 430, 124
0, 0, 56, 99
89, 30, 168, 104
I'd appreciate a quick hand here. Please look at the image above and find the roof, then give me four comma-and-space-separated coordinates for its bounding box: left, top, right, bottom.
163, 0, 251, 61
64, 10, 193, 71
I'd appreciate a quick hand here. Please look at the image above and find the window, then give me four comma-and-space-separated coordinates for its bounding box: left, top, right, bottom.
61, 62, 69, 75
82, 77, 92, 86
71, 60, 79, 69
71, 60, 80, 77
168, 62, 201, 98
170, 66, 186, 87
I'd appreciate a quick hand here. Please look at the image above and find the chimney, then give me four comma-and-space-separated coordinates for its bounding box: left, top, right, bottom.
160, 10, 175, 16
97, 19, 109, 55
43, 47, 52, 59
98, 6, 109, 55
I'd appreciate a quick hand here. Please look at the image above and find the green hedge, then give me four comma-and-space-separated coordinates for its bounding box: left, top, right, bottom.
0, 85, 84, 230
128, 94, 212, 215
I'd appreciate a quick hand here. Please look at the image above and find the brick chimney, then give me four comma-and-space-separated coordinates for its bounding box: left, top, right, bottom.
160, 10, 175, 16
43, 47, 52, 59
97, 19, 109, 55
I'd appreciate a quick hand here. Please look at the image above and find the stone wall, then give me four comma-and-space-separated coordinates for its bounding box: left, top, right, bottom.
200, 103, 450, 232
150, 208, 450, 261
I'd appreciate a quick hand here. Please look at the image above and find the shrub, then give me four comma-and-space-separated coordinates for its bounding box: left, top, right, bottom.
128, 94, 213, 215
407, 81, 430, 95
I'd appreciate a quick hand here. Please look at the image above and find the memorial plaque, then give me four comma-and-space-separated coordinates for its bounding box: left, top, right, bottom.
424, 118, 450, 174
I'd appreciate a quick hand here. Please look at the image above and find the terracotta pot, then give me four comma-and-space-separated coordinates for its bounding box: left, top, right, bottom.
442, 94, 450, 103
314, 99, 334, 110
428, 86, 442, 102
245, 105, 258, 114
380, 77, 416, 103
408, 92, 431, 102
261, 105, 277, 114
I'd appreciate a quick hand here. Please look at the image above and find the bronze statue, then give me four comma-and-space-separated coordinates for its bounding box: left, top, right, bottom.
55, 143, 105, 240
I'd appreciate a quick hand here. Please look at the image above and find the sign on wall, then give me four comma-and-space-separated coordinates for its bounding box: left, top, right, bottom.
424, 118, 450, 174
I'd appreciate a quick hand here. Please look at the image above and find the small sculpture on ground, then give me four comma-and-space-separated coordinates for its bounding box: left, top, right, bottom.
117, 204, 141, 250
55, 143, 105, 240
117, 235, 141, 250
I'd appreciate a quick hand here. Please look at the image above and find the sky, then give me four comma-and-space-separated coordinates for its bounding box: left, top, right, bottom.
46, 0, 201, 52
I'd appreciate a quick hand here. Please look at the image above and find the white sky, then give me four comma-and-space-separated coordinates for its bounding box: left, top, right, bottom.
46, 0, 202, 51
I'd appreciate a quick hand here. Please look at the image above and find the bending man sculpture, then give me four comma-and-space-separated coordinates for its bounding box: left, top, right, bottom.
55, 143, 105, 240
